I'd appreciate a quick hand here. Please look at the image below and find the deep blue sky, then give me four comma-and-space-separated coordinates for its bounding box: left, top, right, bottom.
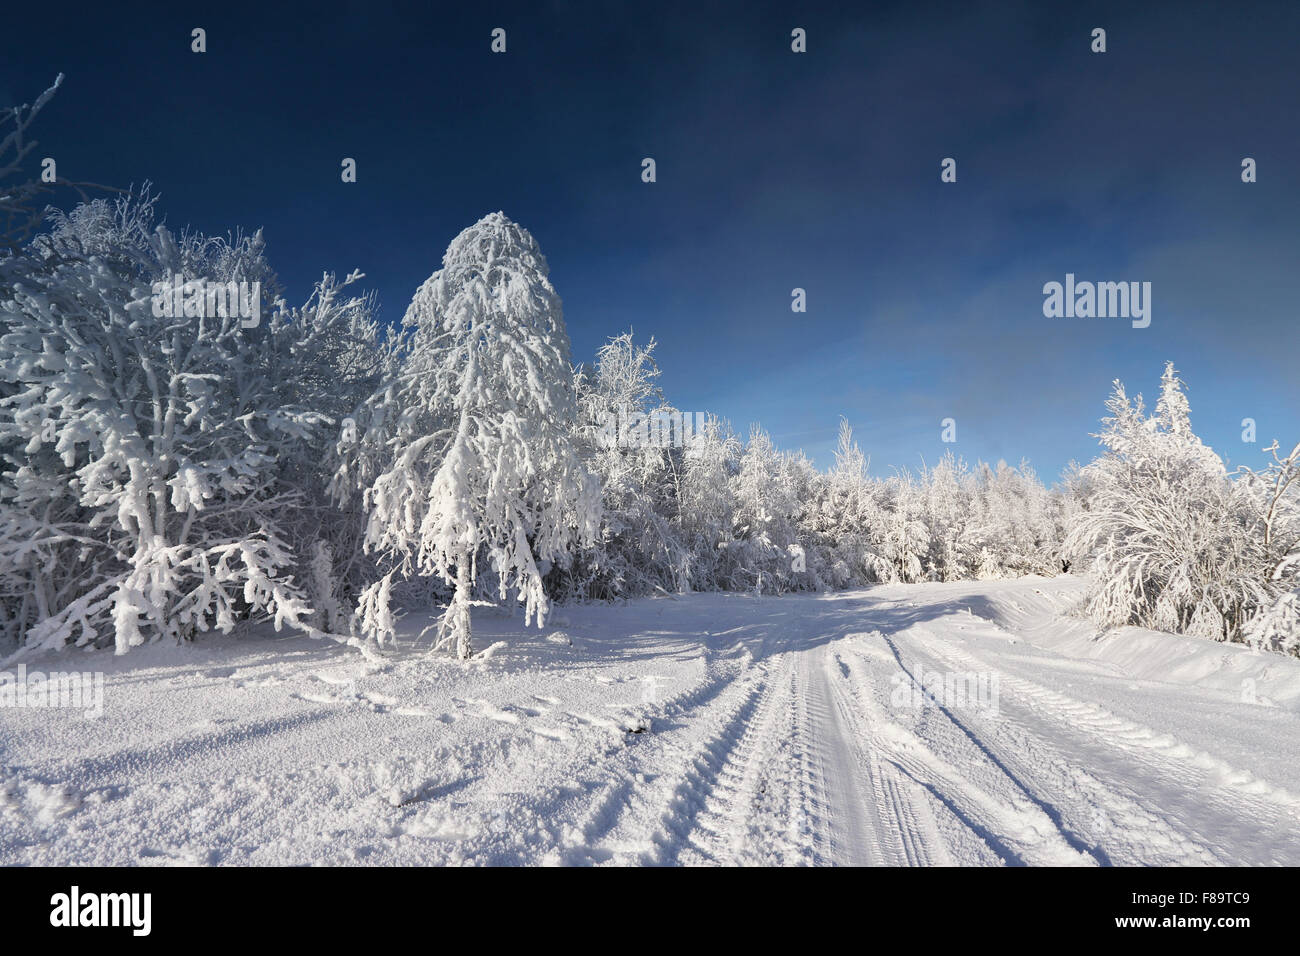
6, 0, 1298, 480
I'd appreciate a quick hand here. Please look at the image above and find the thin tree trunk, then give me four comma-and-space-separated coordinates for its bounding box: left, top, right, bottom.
453, 561, 472, 660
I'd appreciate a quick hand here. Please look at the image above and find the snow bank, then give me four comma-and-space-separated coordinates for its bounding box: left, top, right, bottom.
960, 575, 1300, 711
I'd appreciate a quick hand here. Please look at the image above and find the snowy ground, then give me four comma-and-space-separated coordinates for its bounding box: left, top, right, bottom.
3, 575, 1299, 866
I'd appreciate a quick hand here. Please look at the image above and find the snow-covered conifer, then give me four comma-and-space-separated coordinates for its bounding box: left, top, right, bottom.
360, 212, 599, 658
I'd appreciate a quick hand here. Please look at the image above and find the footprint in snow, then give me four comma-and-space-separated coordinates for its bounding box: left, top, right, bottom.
292, 692, 345, 705
479, 705, 520, 724
530, 726, 568, 742
393, 705, 436, 717
313, 672, 358, 687
363, 692, 400, 709
565, 711, 618, 730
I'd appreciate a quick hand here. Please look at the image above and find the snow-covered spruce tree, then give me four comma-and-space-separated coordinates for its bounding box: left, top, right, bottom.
1064, 363, 1254, 640
1052, 461, 1090, 572
727, 426, 807, 594
801, 423, 850, 586
968, 459, 1061, 577
359, 212, 599, 658
781, 451, 820, 588
803, 419, 877, 587
1239, 439, 1300, 654
675, 415, 741, 591
866, 473, 931, 583
570, 332, 692, 599
919, 451, 976, 581
0, 190, 377, 653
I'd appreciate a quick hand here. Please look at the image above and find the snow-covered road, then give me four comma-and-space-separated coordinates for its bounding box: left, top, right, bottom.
3, 577, 1299, 866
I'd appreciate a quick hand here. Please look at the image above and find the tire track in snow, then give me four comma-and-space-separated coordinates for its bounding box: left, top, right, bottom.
875, 631, 1110, 865
672, 655, 804, 864
817, 646, 946, 866
611, 643, 883, 866
786, 656, 836, 863
899, 623, 1298, 864
644, 673, 769, 865
794, 645, 887, 865
831, 639, 1097, 866
542, 648, 770, 865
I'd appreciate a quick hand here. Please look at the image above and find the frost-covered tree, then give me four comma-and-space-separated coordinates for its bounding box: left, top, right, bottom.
810, 419, 894, 587
970, 460, 1060, 577
570, 332, 691, 598
1065, 364, 1254, 639
728, 426, 806, 593
0, 76, 63, 255
801, 420, 866, 587
866, 474, 931, 583
359, 212, 599, 658
0, 190, 377, 653
1, 75, 119, 256
920, 451, 975, 581
676, 415, 741, 590
1239, 439, 1300, 653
